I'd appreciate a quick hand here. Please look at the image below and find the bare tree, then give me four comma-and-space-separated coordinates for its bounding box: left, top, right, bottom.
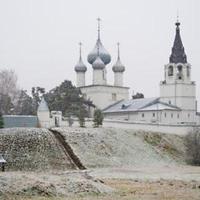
185, 128, 200, 165
0, 69, 19, 103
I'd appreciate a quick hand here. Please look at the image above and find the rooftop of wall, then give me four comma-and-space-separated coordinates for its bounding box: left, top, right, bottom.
103, 97, 181, 113
79, 84, 129, 89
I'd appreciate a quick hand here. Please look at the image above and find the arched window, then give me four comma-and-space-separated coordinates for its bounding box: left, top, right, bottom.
112, 93, 117, 101
168, 66, 173, 76
177, 65, 183, 80
177, 65, 183, 72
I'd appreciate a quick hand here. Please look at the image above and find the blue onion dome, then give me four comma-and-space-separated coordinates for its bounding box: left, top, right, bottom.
74, 42, 87, 72
92, 55, 105, 69
112, 43, 125, 72
88, 39, 111, 65
75, 58, 87, 72
112, 58, 125, 72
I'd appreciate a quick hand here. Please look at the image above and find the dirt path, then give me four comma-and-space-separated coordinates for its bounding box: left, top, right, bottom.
49, 129, 86, 170
89, 165, 200, 182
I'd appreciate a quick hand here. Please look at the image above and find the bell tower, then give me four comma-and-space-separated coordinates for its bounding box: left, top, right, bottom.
160, 20, 197, 123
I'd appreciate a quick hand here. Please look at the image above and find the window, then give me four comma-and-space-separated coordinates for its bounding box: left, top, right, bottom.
171, 113, 173, 118
153, 113, 155, 117
188, 113, 190, 118
168, 66, 173, 76
177, 65, 183, 72
177, 114, 179, 118
187, 66, 190, 77
112, 93, 117, 101
177, 65, 183, 80
142, 113, 144, 118
164, 113, 167, 118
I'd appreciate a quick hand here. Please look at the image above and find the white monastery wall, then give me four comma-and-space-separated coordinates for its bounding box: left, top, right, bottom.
80, 85, 129, 109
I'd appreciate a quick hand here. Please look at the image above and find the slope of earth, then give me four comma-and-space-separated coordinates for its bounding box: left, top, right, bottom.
53, 127, 185, 168
0, 171, 113, 199
0, 128, 77, 171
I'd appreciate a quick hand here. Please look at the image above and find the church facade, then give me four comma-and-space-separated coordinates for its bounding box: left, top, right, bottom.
74, 19, 129, 110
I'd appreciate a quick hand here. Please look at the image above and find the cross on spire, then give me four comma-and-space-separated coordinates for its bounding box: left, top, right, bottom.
176, 10, 179, 22
117, 42, 120, 59
97, 17, 101, 40
79, 42, 82, 59
176, 10, 180, 27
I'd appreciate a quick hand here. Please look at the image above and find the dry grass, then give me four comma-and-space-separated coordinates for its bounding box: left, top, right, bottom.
3, 179, 200, 200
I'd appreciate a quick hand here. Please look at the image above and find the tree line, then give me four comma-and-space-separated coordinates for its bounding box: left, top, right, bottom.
0, 69, 104, 128
0, 69, 90, 117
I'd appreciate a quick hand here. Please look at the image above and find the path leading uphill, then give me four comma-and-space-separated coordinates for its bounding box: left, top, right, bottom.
49, 129, 86, 170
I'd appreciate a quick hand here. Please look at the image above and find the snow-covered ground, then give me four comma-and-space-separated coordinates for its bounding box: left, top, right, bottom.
53, 127, 185, 168
0, 127, 199, 199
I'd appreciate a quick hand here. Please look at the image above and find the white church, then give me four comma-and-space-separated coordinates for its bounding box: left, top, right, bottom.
37, 19, 200, 131
73, 19, 200, 125
74, 18, 129, 110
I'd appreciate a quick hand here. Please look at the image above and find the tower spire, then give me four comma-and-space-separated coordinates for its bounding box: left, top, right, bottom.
97, 17, 101, 41
169, 19, 187, 64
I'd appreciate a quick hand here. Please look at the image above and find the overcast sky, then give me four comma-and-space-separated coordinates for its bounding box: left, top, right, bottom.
0, 0, 199, 105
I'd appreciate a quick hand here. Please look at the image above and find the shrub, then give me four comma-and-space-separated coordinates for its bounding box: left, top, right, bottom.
78, 108, 85, 128
0, 112, 4, 128
185, 128, 200, 165
93, 109, 104, 128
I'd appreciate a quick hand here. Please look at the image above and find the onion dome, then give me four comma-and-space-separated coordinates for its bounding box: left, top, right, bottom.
38, 97, 49, 112
87, 18, 111, 65
92, 55, 105, 69
112, 43, 125, 72
75, 42, 87, 72
169, 20, 187, 64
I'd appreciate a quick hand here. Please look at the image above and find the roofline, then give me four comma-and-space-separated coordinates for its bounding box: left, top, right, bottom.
102, 99, 124, 111
3, 115, 37, 117
103, 108, 182, 114
138, 98, 160, 110
79, 84, 129, 89
103, 97, 181, 114
158, 101, 181, 110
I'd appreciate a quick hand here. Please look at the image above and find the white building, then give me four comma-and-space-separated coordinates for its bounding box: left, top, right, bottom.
74, 19, 129, 110
103, 20, 200, 125
37, 19, 200, 131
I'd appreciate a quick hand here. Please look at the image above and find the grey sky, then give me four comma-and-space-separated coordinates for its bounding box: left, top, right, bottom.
0, 0, 199, 106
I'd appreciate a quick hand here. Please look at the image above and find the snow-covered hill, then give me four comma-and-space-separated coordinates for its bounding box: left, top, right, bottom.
0, 127, 185, 171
